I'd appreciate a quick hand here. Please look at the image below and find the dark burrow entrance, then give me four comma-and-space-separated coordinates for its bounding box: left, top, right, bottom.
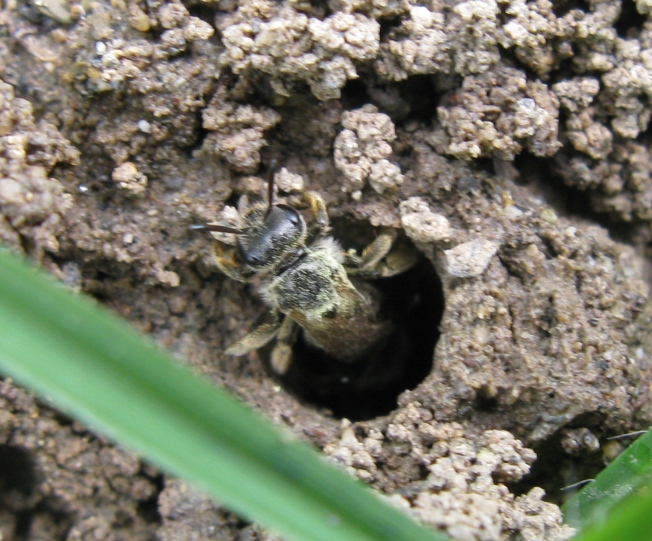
276, 223, 444, 420
0, 444, 71, 541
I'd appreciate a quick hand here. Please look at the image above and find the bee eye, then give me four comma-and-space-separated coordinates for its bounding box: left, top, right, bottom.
277, 204, 301, 226
238, 244, 262, 266
243, 253, 262, 265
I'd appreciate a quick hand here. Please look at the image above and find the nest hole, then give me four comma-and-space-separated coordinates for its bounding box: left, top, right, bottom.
0, 444, 36, 498
275, 221, 444, 420
0, 444, 38, 539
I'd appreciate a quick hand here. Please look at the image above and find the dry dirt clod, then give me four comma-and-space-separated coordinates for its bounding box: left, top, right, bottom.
3, 0, 652, 539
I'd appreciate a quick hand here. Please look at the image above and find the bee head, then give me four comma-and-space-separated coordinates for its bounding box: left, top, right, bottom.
191, 173, 307, 272
236, 203, 307, 270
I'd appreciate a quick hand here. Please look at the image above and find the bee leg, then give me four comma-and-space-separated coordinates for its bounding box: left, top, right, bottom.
304, 191, 330, 230
270, 317, 299, 375
359, 229, 398, 269
380, 241, 419, 276
212, 242, 251, 282
346, 229, 418, 278
225, 313, 283, 356
290, 190, 330, 239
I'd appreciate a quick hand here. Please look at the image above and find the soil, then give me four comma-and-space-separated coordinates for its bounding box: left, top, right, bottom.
2, 0, 652, 540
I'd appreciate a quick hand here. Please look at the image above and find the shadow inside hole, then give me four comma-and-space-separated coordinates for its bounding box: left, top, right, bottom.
0, 444, 36, 498
0, 444, 38, 540
276, 235, 443, 421
509, 413, 609, 505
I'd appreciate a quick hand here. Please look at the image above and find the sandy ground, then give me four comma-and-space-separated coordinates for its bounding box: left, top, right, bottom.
2, 0, 652, 539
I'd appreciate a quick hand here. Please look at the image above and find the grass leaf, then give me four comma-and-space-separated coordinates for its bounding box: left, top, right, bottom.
0, 248, 448, 541
566, 483, 652, 541
563, 428, 652, 532
563, 427, 652, 541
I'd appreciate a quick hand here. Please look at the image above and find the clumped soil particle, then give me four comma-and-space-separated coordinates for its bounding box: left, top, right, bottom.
2, 0, 652, 540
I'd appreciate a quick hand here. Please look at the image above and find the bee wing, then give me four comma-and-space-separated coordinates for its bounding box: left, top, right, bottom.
290, 274, 391, 362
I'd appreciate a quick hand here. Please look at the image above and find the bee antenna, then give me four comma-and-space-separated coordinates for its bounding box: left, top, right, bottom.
189, 224, 244, 234
265, 159, 278, 216
267, 174, 275, 212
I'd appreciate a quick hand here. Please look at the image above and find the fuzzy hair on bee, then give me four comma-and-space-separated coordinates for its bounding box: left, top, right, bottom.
192, 173, 417, 375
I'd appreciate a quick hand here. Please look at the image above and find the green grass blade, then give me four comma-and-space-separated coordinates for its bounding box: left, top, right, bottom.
567, 485, 652, 541
0, 248, 448, 541
563, 428, 652, 536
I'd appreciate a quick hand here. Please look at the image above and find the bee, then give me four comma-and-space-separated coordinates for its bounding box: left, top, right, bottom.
192, 173, 417, 375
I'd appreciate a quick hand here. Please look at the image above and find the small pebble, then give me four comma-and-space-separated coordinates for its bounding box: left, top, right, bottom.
445, 239, 500, 278
138, 120, 152, 133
